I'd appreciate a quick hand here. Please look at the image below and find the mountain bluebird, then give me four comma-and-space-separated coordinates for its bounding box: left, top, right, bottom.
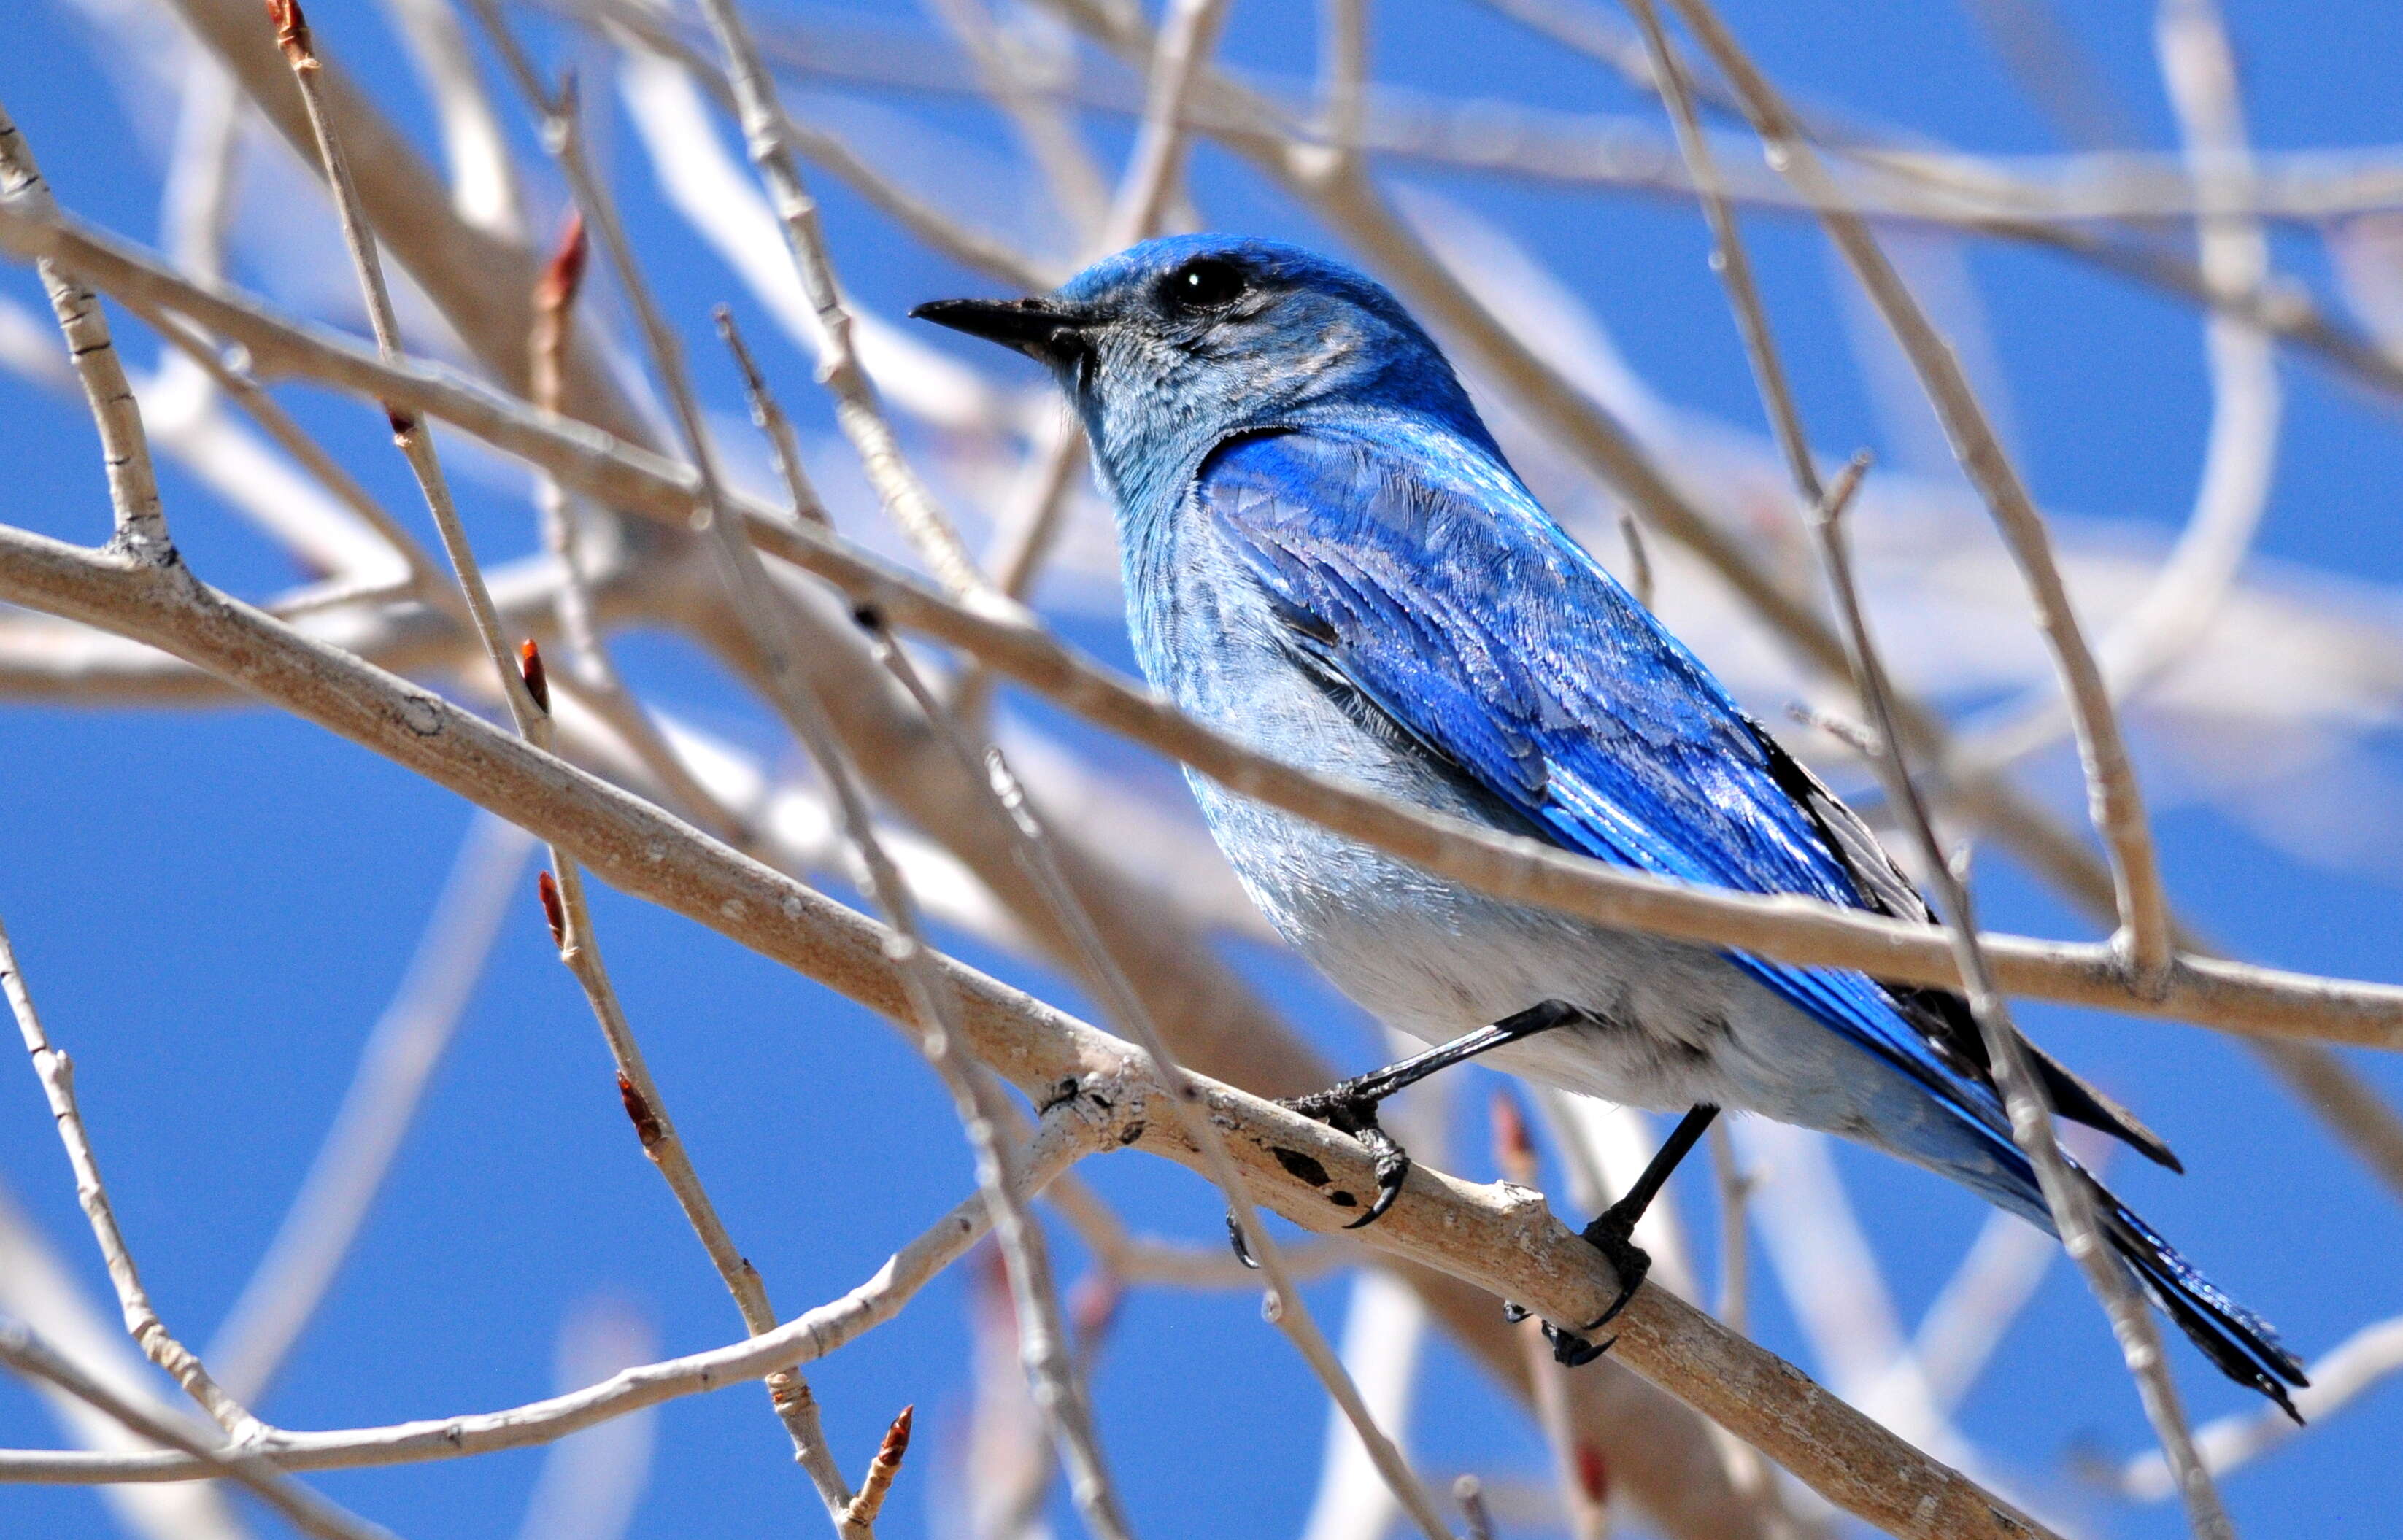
915, 234, 2303, 1409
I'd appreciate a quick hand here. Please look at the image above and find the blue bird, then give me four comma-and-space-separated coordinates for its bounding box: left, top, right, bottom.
914, 235, 2305, 1410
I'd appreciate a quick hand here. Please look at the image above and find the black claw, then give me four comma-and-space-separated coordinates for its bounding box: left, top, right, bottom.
1543, 1322, 1619, 1366
1564, 1204, 1654, 1346
1345, 1122, 1412, 1228
1225, 1210, 1260, 1270
1277, 1086, 1415, 1229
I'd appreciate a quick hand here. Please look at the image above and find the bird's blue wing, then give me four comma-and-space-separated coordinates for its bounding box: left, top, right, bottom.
1197, 422, 2010, 1139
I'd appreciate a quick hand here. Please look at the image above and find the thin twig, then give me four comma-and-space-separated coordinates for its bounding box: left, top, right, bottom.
714, 304, 828, 525
0, 1317, 397, 1540
1803, 454, 2234, 1540
451, 16, 871, 1520
0, 110, 174, 565
1659, 0, 2177, 989
692, 0, 993, 598
1, 916, 258, 1439
0, 516, 2070, 1540
267, 0, 541, 731
837, 1404, 913, 1539
860, 616, 1457, 1540
525, 215, 755, 846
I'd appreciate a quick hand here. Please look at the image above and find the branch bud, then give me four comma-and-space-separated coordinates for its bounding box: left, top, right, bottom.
517, 638, 550, 715
617, 1074, 664, 1148
536, 870, 566, 947
263, 0, 317, 69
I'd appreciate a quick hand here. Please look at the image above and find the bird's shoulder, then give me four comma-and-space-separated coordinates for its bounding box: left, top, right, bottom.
1192, 419, 1856, 899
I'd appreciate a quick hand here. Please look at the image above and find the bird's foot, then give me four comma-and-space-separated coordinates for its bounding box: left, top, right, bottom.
1541, 1202, 1654, 1366
1281, 1082, 1413, 1230
1227, 1080, 1415, 1267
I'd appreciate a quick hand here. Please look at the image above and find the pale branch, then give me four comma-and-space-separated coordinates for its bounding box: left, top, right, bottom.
861, 620, 1454, 1540
169, 0, 644, 436
713, 304, 828, 526
528, 31, 1114, 1525
1952, 0, 2283, 785
208, 815, 537, 1404
1, 195, 2395, 1053
0, 109, 173, 565
582, 0, 1062, 291
0, 522, 2061, 1540
0, 1317, 400, 1540
2119, 1315, 2403, 1501
1661, 0, 2178, 986
528, 219, 750, 849
288, 6, 869, 1517
2, 913, 259, 1439
1101, 0, 1233, 247
1801, 457, 2234, 1539
269, 0, 543, 735
710, 1, 2403, 395
693, 0, 994, 600
0, 1107, 1108, 1486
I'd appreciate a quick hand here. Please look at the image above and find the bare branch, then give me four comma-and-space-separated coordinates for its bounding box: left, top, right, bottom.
692, 0, 993, 598
0, 109, 173, 564
1, 916, 258, 1438
3, 210, 2395, 1052
1103, 0, 1233, 247
0, 1109, 1107, 1484
2120, 1315, 2403, 1500
1801, 455, 2235, 1539
0, 522, 2061, 1540
1660, 0, 2178, 988
0, 1317, 398, 1540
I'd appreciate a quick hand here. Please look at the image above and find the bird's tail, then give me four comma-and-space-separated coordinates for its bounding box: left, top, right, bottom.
2098, 1181, 2309, 1420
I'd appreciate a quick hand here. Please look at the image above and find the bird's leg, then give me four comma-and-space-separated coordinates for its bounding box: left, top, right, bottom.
1543, 1104, 1719, 1366
1235, 1002, 1587, 1262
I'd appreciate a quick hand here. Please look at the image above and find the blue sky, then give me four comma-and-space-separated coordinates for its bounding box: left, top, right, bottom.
3, 1, 2401, 1536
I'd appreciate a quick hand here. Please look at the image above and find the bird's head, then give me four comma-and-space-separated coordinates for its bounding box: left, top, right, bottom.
912, 235, 1489, 509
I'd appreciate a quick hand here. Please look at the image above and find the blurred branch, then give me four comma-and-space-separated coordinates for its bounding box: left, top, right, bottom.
1958, 0, 2283, 783
0, 1317, 399, 1540
0, 519, 2060, 1540
2118, 1315, 2403, 1501
209, 813, 537, 1404
1661, 0, 2176, 988
2, 1107, 1110, 1483
7, 189, 2399, 1053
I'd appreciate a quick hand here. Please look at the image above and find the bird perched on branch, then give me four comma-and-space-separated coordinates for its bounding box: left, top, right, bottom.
914, 235, 2304, 1411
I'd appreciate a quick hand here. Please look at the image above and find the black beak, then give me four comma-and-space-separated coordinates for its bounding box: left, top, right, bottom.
909, 296, 1088, 365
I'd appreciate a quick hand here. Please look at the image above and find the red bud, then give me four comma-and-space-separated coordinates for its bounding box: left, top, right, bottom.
536, 870, 566, 946
517, 638, 550, 715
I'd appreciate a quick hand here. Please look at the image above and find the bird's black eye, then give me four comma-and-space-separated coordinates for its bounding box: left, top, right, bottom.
1161, 257, 1246, 314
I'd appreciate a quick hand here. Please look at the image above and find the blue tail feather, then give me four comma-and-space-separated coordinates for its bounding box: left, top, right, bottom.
2101, 1188, 2310, 1420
